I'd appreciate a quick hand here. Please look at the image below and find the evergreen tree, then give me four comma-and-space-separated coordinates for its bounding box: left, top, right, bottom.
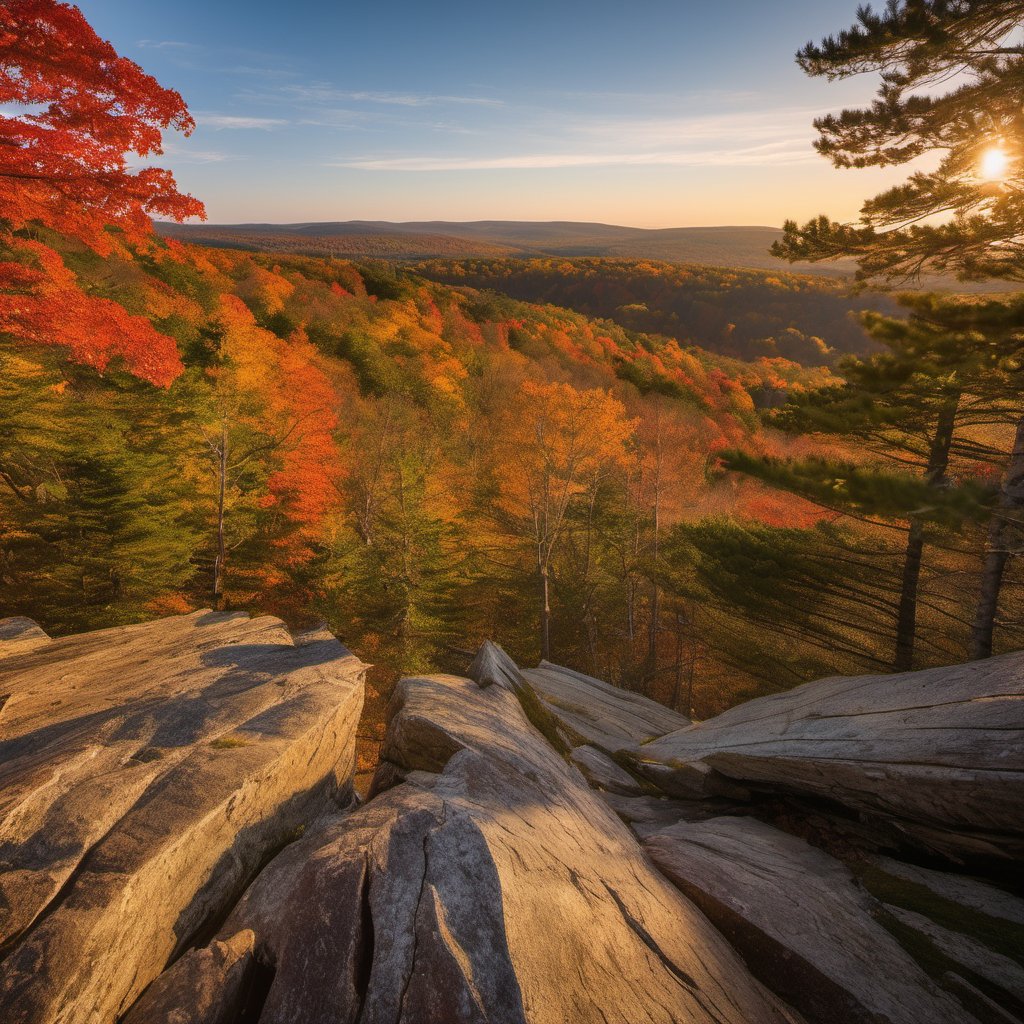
324, 397, 465, 676
771, 1, 1024, 659
773, 1, 1024, 282
660, 518, 903, 692
726, 294, 1023, 668
0, 348, 200, 631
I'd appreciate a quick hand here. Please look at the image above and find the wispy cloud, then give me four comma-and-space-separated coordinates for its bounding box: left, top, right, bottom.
198, 113, 289, 130
159, 142, 236, 164
226, 65, 300, 79
346, 91, 504, 108
331, 140, 818, 172
569, 108, 820, 146
295, 108, 373, 130
326, 105, 820, 173
137, 39, 202, 52
276, 84, 503, 108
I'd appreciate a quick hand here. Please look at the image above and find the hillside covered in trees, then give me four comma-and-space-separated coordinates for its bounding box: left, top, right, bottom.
6, 231, 1024, 725
160, 220, 859, 271
1, 231, 844, 711
5, 0, 1024, 733
4, 4, 1024, 1024
411, 257, 895, 364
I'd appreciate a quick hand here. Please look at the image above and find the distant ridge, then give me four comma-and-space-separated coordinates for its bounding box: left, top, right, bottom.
157, 220, 854, 275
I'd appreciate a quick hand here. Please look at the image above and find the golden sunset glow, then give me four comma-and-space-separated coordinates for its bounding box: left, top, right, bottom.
980, 147, 1010, 181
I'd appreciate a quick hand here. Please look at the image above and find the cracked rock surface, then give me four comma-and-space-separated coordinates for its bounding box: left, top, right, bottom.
0, 611, 365, 1024
521, 660, 690, 752
633, 653, 1024, 862
644, 816, 977, 1024
134, 670, 799, 1024
3, 621, 1021, 1024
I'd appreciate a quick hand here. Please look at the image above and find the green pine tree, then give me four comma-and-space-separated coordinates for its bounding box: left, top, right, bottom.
726, 293, 1024, 668
774, 1, 1024, 283
0, 348, 200, 631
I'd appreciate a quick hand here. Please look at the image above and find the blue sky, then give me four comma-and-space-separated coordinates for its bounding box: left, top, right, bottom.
77, 0, 910, 226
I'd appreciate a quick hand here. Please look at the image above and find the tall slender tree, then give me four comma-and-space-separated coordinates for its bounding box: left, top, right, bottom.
773, 2, 1024, 660
482, 379, 635, 661
728, 294, 1023, 668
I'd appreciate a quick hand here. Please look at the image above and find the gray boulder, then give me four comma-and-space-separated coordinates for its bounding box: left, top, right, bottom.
131, 669, 800, 1024
0, 610, 365, 1024
635, 653, 1024, 862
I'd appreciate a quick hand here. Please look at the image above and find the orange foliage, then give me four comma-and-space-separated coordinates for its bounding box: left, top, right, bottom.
495, 379, 636, 537
236, 264, 296, 315
266, 328, 344, 529
213, 296, 343, 577
735, 490, 832, 529
0, 240, 184, 385
0, 0, 204, 251
0, 0, 203, 385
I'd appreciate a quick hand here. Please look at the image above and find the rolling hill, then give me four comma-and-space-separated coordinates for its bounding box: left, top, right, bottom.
157, 220, 855, 274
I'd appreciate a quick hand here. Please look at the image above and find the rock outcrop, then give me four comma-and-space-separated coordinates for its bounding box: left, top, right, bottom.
521, 659, 690, 752
644, 816, 974, 1024
2, 618, 1021, 1024
0, 611, 365, 1024
131, 670, 799, 1023
632, 653, 1024, 863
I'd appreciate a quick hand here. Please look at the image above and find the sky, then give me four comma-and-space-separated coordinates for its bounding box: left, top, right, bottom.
76, 0, 915, 227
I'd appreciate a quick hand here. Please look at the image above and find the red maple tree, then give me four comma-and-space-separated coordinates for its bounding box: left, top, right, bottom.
0, 0, 206, 384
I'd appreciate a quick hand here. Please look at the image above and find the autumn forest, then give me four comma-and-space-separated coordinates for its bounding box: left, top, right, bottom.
5, 0, 1024, 735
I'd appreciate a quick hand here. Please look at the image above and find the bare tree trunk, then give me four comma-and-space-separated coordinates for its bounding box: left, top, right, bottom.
647, 410, 663, 679
213, 424, 227, 610
970, 414, 1024, 659
894, 520, 925, 671
893, 396, 958, 671
670, 612, 684, 710
539, 563, 551, 662
686, 628, 697, 718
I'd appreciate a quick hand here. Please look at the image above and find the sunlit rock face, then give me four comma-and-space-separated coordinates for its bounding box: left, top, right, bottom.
1, 620, 1020, 1024
125, 669, 797, 1024
0, 611, 365, 1024
632, 654, 1024, 864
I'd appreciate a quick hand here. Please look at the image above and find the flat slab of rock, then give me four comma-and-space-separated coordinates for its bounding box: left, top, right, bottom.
883, 904, 1024, 1013
0, 618, 50, 657
867, 855, 1024, 929
599, 791, 742, 840
645, 815, 977, 1024
0, 611, 365, 1024
569, 744, 645, 795
131, 670, 799, 1024
636, 653, 1024, 861
521, 660, 690, 752
855, 858, 1024, 1022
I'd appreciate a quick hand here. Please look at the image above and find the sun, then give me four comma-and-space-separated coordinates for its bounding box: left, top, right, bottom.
980, 147, 1010, 181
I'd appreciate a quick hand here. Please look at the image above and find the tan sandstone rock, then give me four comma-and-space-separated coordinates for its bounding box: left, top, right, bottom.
0, 610, 365, 1024
128, 668, 801, 1024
